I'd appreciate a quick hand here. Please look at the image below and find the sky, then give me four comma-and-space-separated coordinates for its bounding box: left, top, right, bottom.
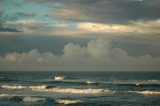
0, 0, 160, 71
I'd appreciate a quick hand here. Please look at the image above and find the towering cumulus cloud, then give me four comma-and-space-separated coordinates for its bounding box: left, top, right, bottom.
0, 39, 160, 71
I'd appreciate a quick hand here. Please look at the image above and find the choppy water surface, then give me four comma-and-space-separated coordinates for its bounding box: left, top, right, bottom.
0, 71, 160, 106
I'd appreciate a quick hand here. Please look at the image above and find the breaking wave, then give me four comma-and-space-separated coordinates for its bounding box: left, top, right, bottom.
118, 83, 160, 87
23, 96, 46, 102
147, 80, 160, 82
33, 87, 115, 94
0, 85, 47, 90
0, 85, 115, 94
128, 91, 160, 95
85, 81, 99, 85
0, 94, 15, 98
54, 76, 66, 80
55, 99, 82, 105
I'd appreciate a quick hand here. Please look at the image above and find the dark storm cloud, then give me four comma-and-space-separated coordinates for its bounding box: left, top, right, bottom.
28, 0, 160, 23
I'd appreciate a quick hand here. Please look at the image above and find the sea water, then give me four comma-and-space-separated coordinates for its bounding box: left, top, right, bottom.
0, 71, 160, 106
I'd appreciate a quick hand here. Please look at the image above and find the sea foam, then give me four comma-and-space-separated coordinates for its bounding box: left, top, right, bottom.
33, 87, 115, 94
0, 94, 14, 97
54, 76, 66, 80
128, 91, 160, 95
0, 85, 115, 94
0, 85, 47, 90
55, 99, 82, 105
23, 96, 46, 102
85, 81, 98, 84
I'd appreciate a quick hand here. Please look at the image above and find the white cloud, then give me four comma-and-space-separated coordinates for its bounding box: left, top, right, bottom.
1, 19, 160, 39
1, 49, 56, 64
76, 22, 133, 33
2, 19, 44, 32
0, 39, 160, 71
76, 19, 160, 34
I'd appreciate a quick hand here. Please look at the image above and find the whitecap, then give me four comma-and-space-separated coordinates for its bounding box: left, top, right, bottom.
147, 80, 160, 82
128, 91, 160, 95
135, 83, 140, 86
23, 96, 46, 102
0, 94, 14, 97
85, 81, 97, 84
54, 76, 65, 80
55, 99, 82, 105
0, 85, 47, 90
29, 85, 47, 89
0, 85, 27, 89
33, 87, 115, 94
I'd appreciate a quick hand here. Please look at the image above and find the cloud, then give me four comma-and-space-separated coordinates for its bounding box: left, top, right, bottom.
1, 19, 45, 32
1, 18, 159, 39
46, 0, 160, 23
0, 39, 160, 71
1, 0, 159, 37
75, 19, 160, 34
16, 12, 36, 17
51, 8, 89, 21
76, 22, 135, 33
0, 27, 21, 32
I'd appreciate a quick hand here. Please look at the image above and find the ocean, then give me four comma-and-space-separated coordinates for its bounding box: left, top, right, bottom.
0, 71, 160, 106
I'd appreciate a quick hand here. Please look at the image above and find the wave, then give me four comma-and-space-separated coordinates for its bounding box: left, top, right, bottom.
85, 81, 99, 84
147, 80, 160, 82
55, 99, 82, 105
0, 94, 23, 101
128, 91, 160, 95
118, 83, 160, 87
0, 85, 115, 94
0, 94, 15, 97
54, 76, 66, 80
0, 77, 13, 82
33, 87, 115, 94
23, 96, 46, 102
0, 76, 4, 79
0, 94, 46, 102
0, 85, 47, 90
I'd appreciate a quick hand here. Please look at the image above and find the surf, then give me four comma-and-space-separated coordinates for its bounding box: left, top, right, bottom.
0, 85, 47, 90
33, 87, 115, 94
53, 76, 66, 80
128, 90, 160, 95
23, 96, 46, 102
55, 99, 82, 105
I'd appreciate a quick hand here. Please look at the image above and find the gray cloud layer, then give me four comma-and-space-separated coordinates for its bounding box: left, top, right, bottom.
7, 0, 158, 24
48, 0, 160, 23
